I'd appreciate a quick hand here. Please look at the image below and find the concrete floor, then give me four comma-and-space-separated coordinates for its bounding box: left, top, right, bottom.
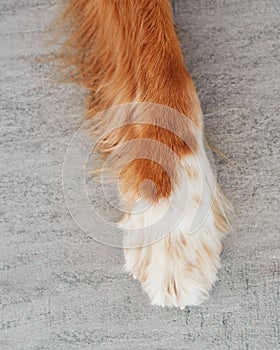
1, 0, 279, 349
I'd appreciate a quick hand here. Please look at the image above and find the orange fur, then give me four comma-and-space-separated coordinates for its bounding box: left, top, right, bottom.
57, 0, 202, 202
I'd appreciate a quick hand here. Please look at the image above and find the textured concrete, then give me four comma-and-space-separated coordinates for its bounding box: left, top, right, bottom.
1, 0, 279, 349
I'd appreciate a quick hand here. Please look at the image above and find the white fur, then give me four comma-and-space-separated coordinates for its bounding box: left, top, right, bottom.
120, 149, 227, 308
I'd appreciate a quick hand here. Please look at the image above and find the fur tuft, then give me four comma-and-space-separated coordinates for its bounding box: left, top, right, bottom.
55, 0, 231, 308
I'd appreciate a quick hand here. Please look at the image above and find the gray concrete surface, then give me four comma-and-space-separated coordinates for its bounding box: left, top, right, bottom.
1, 0, 279, 349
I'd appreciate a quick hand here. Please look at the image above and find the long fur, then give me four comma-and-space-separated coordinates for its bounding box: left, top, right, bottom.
56, 0, 231, 308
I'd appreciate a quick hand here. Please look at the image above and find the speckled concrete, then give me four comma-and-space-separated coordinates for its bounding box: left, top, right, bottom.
0, 0, 279, 349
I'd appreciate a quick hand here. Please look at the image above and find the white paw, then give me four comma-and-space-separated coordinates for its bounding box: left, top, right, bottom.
124, 229, 222, 308
121, 153, 230, 308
